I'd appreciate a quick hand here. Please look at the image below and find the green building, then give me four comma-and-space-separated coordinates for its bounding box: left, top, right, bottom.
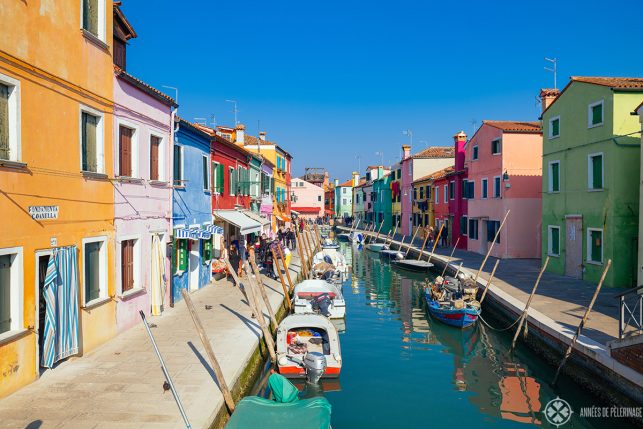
372, 170, 393, 234
540, 77, 643, 288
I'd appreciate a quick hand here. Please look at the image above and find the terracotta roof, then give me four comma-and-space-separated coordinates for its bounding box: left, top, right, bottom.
338, 179, 353, 187
354, 179, 367, 188
366, 165, 384, 170
411, 146, 455, 159
413, 165, 455, 183
114, 66, 177, 107
482, 120, 541, 133
176, 116, 212, 140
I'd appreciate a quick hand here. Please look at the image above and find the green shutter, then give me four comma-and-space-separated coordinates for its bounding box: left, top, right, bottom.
173, 145, 181, 183
592, 104, 602, 125
203, 156, 208, 190
177, 239, 188, 272
0, 84, 9, 161
216, 164, 224, 193
551, 227, 559, 255
552, 163, 559, 192
592, 155, 602, 189
590, 230, 602, 262
552, 118, 559, 136
202, 238, 213, 263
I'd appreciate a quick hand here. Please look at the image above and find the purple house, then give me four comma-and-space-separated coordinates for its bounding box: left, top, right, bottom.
112, 6, 177, 332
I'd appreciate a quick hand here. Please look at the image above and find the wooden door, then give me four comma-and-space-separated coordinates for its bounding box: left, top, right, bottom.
565, 216, 582, 278
121, 240, 135, 292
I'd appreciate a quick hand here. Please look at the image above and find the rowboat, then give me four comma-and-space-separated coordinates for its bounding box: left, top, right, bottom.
276, 314, 342, 379
293, 279, 346, 319
379, 248, 404, 259
425, 276, 481, 328
391, 259, 434, 272
365, 242, 386, 253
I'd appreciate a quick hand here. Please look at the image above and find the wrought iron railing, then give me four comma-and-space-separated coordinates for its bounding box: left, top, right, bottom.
616, 284, 643, 339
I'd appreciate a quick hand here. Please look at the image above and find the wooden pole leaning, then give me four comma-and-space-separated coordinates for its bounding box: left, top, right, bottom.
295, 229, 309, 279
552, 259, 612, 385
277, 245, 295, 294
224, 258, 277, 362
426, 223, 445, 264
373, 221, 384, 243
364, 223, 374, 244
397, 235, 406, 251
405, 228, 420, 258
180, 288, 236, 414
479, 259, 500, 304
248, 259, 278, 331
510, 256, 550, 352
473, 210, 511, 285
387, 224, 398, 245
300, 227, 311, 268
417, 229, 431, 261
270, 248, 292, 310
303, 228, 314, 268
440, 236, 461, 278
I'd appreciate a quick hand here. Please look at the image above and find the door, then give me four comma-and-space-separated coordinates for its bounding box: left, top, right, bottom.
565, 216, 582, 278
479, 220, 488, 254
35, 253, 51, 372
189, 241, 200, 291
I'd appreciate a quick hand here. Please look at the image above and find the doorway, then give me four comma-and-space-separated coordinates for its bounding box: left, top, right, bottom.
565, 216, 582, 278
35, 252, 51, 373
479, 219, 488, 255
189, 241, 200, 291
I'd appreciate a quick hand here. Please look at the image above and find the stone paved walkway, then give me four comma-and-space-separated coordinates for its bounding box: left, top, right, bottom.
0, 256, 303, 429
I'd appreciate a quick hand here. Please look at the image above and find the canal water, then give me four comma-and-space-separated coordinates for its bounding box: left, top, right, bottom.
257, 243, 633, 429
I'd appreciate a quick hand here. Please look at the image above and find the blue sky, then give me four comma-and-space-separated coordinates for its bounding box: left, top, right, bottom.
123, 0, 643, 179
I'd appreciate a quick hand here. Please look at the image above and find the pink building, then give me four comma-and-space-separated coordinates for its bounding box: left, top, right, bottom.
400, 145, 413, 235
291, 178, 324, 220
465, 121, 542, 258
112, 10, 175, 332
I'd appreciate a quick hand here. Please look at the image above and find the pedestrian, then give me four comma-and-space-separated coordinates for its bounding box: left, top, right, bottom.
287, 228, 296, 250
228, 245, 242, 285
246, 241, 256, 265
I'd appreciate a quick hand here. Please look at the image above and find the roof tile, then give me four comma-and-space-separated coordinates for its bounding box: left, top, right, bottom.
482, 120, 542, 133
411, 146, 455, 159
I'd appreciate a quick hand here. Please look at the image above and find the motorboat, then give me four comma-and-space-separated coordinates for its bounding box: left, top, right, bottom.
321, 237, 340, 251
312, 250, 349, 282
293, 279, 346, 319
425, 275, 481, 328
364, 242, 386, 253
276, 314, 342, 379
380, 247, 404, 260
391, 258, 434, 272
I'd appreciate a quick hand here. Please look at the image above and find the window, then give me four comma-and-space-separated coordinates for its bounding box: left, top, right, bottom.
212, 162, 224, 193
120, 238, 140, 294
487, 220, 500, 243
424, 214, 429, 226
435, 187, 439, 204
426, 186, 431, 199
318, 195, 322, 202
80, 107, 104, 173
481, 178, 488, 199
343, 198, 347, 205
449, 181, 455, 200
229, 167, 237, 195
83, 237, 107, 305
462, 180, 468, 199
491, 139, 501, 154
472, 145, 479, 160
587, 228, 603, 264
81, 0, 106, 42
468, 219, 478, 240
118, 125, 134, 177
0, 74, 21, 162
202, 155, 211, 192
342, 188, 346, 194
173, 145, 183, 186
467, 181, 475, 199
549, 116, 560, 139
548, 161, 560, 193
413, 187, 417, 200
443, 185, 448, 203
588, 153, 603, 190
588, 100, 604, 128
397, 169, 401, 179
419, 187, 424, 199
548, 226, 560, 256
493, 176, 501, 198
150, 135, 162, 181
0, 247, 23, 336
460, 216, 468, 235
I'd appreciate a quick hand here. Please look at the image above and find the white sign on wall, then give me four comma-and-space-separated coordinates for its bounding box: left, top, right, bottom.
29, 205, 59, 220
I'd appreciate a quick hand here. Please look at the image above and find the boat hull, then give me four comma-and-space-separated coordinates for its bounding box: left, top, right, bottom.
380, 250, 403, 259
425, 295, 480, 328
391, 259, 434, 272
336, 233, 351, 242
278, 365, 341, 379
365, 243, 385, 253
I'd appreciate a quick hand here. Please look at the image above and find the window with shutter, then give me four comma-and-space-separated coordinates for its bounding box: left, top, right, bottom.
590, 102, 603, 126
121, 240, 135, 292
482, 179, 488, 199
461, 216, 468, 235
82, 0, 99, 36
216, 164, 224, 193
0, 254, 12, 334
550, 117, 560, 138
82, 112, 98, 172
202, 156, 209, 191
118, 126, 132, 177
548, 226, 560, 256
0, 84, 9, 161
150, 136, 160, 180
449, 181, 454, 199
588, 229, 603, 263
473, 146, 479, 160
173, 145, 182, 185
229, 167, 236, 195
550, 162, 560, 192
84, 241, 102, 303
494, 177, 501, 198
590, 154, 603, 189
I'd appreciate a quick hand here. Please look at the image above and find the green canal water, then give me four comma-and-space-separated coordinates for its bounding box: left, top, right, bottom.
258, 243, 634, 428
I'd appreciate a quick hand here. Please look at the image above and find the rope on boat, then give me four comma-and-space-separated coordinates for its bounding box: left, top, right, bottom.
479, 312, 521, 332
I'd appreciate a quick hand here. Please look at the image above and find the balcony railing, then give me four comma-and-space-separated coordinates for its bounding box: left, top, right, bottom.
616, 284, 643, 339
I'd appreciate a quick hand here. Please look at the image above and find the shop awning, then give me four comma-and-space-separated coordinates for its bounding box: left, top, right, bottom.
292, 207, 320, 214
242, 210, 270, 227
275, 213, 290, 222
214, 210, 262, 235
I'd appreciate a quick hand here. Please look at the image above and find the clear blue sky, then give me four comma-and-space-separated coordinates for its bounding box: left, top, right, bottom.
123, 0, 643, 180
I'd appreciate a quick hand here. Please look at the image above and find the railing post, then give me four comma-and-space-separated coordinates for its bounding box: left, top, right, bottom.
620, 295, 624, 339
639, 294, 642, 335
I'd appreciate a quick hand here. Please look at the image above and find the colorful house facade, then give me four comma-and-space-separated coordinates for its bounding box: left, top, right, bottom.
391, 162, 402, 229
352, 178, 367, 224
335, 176, 356, 219
1, 0, 117, 397
637, 101, 643, 287
431, 166, 455, 238
291, 178, 324, 220
541, 77, 643, 287
446, 131, 469, 249
112, 6, 176, 332
466, 120, 542, 258
372, 168, 393, 233
412, 173, 435, 237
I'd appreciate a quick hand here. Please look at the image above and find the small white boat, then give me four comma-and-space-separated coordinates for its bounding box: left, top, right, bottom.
276, 314, 342, 379
293, 279, 346, 319
380, 248, 404, 259
336, 232, 351, 242
391, 259, 434, 272
313, 250, 349, 278
365, 242, 386, 252
321, 237, 340, 250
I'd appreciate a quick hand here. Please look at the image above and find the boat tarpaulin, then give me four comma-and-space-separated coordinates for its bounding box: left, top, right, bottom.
267, 373, 298, 403
225, 396, 331, 429
214, 210, 262, 235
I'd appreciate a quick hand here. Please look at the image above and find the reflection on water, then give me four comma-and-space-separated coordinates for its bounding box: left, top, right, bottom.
257, 243, 631, 429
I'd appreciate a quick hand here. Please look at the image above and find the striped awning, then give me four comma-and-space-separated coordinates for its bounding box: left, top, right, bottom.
206, 224, 224, 235
214, 210, 262, 235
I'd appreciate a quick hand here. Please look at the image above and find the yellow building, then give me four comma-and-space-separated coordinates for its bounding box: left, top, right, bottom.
412, 174, 434, 238
0, 0, 116, 397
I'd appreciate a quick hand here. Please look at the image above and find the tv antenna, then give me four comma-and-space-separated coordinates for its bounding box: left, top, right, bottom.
225, 99, 239, 124
544, 57, 558, 89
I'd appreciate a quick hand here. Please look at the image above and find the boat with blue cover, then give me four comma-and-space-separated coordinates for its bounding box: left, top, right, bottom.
424, 276, 481, 329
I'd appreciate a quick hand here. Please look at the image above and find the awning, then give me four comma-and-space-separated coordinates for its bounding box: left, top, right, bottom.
214, 210, 262, 235
275, 213, 290, 222
242, 210, 270, 227
292, 207, 320, 214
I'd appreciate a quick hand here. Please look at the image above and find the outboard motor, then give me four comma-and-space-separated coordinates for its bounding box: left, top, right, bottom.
303, 351, 327, 384
321, 270, 335, 282
311, 292, 333, 317
323, 255, 334, 265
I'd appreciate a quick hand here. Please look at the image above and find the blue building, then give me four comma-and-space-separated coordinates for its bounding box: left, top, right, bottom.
171, 118, 215, 303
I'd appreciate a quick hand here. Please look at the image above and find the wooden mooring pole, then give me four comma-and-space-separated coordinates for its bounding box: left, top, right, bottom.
426, 223, 445, 264
479, 259, 500, 305
473, 210, 511, 285
405, 228, 420, 258
277, 245, 295, 293
295, 229, 309, 279
248, 260, 278, 331
440, 236, 461, 278
552, 259, 612, 385
417, 229, 431, 261
180, 289, 236, 414
510, 256, 550, 352
270, 248, 292, 310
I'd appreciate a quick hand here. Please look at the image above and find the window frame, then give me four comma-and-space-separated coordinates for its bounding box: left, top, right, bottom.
586, 227, 604, 264
588, 99, 604, 128
81, 235, 109, 307
472, 145, 479, 160
491, 138, 502, 155
0, 72, 22, 163
79, 105, 105, 174
461, 216, 468, 236
117, 234, 142, 297
0, 246, 24, 339
173, 144, 184, 186
493, 176, 501, 198
481, 178, 488, 199
587, 152, 604, 191
548, 160, 560, 193
449, 181, 455, 200
547, 225, 560, 257
435, 186, 439, 204
80, 0, 107, 43
229, 166, 236, 196
443, 184, 448, 203
549, 115, 560, 139
468, 219, 479, 240
115, 118, 139, 178
149, 131, 166, 182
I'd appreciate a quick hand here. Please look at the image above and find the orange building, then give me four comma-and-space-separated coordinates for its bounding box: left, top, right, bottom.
0, 0, 116, 396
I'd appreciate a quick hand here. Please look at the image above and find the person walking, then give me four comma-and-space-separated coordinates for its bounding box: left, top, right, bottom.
228, 245, 242, 285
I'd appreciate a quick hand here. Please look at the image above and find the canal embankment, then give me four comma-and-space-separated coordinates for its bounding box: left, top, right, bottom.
0, 255, 305, 429
339, 226, 643, 410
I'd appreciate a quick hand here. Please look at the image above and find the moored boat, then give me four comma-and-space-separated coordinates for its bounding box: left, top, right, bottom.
321, 237, 340, 250
365, 242, 386, 252
293, 279, 346, 319
424, 276, 481, 328
391, 259, 434, 272
276, 314, 342, 379
312, 250, 348, 283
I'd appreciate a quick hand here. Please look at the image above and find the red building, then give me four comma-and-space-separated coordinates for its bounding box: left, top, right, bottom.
432, 166, 454, 243
445, 131, 468, 249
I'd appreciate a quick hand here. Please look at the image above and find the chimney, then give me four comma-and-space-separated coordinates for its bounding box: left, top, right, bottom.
539, 88, 560, 113
352, 171, 360, 187
235, 123, 245, 145
453, 130, 467, 171
259, 131, 266, 141
334, 178, 339, 187
402, 144, 411, 160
